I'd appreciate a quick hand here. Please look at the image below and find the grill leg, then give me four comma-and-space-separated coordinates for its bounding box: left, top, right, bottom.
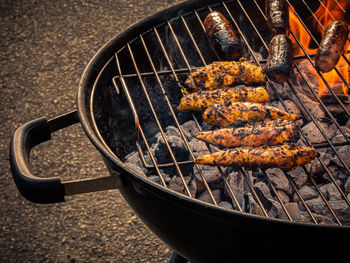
168, 251, 188, 263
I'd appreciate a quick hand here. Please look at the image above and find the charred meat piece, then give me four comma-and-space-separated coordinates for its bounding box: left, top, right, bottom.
202, 102, 299, 127
184, 59, 266, 94
265, 0, 290, 35
177, 86, 269, 111
315, 20, 349, 73
194, 144, 318, 171
204, 11, 242, 61
194, 119, 298, 147
265, 34, 294, 83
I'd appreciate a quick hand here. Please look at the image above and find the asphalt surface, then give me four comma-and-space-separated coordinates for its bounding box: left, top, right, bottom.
0, 1, 185, 262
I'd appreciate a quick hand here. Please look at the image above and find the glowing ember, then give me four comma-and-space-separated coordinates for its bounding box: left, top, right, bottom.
289, 0, 350, 99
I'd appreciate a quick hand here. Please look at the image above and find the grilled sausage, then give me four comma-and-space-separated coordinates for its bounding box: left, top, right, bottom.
204, 11, 242, 61
193, 144, 318, 171
265, 34, 294, 83
194, 119, 299, 147
265, 0, 290, 35
184, 59, 266, 94
202, 102, 299, 127
315, 20, 349, 73
177, 86, 269, 111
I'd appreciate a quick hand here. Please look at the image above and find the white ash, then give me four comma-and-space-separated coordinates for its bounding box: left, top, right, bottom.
287, 166, 308, 188
224, 171, 246, 209
320, 165, 348, 182
277, 190, 290, 204
345, 177, 350, 195
292, 93, 326, 121
301, 121, 337, 144
254, 181, 273, 200
265, 81, 291, 101
291, 60, 320, 101
271, 99, 301, 115
331, 145, 350, 168
331, 126, 350, 144
180, 120, 200, 139
302, 197, 350, 224
188, 138, 219, 157
320, 183, 343, 201
301, 212, 337, 225
193, 164, 224, 183
124, 151, 148, 177
265, 168, 293, 194
304, 151, 332, 176
148, 174, 171, 185
244, 192, 266, 216
266, 199, 282, 218
279, 203, 303, 221
293, 185, 319, 203
218, 201, 233, 210
198, 189, 221, 204
168, 176, 197, 197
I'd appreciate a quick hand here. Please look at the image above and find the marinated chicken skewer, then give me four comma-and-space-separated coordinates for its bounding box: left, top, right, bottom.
183, 59, 266, 94
194, 119, 298, 147
177, 86, 269, 111
194, 144, 318, 171
203, 102, 299, 127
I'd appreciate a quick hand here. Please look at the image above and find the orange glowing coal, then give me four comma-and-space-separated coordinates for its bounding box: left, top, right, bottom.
289, 0, 350, 98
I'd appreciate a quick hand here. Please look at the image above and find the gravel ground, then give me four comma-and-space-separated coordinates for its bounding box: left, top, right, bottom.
0, 1, 185, 262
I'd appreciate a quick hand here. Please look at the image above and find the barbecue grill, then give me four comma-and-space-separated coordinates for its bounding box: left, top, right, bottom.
9, 0, 350, 262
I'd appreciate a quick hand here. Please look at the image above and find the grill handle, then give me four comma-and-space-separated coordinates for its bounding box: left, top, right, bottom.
9, 110, 123, 204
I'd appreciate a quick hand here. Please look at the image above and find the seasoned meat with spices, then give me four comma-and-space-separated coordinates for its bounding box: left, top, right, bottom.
177, 86, 269, 111
194, 119, 298, 147
203, 102, 299, 127
265, 0, 290, 35
265, 34, 294, 83
204, 11, 242, 60
193, 144, 318, 171
315, 20, 349, 73
183, 59, 266, 94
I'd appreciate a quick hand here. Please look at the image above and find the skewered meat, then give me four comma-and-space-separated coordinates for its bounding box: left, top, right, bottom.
193, 144, 318, 171
265, 0, 290, 35
177, 86, 269, 111
265, 34, 294, 83
202, 102, 299, 127
315, 20, 349, 73
204, 11, 242, 61
183, 59, 266, 94
194, 119, 298, 147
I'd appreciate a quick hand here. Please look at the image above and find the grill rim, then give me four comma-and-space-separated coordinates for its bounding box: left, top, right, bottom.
77, 0, 350, 230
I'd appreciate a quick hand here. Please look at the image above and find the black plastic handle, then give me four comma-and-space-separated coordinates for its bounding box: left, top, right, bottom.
9, 110, 79, 204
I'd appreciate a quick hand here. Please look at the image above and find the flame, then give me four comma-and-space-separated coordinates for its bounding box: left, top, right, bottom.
289, 0, 350, 98
313, 0, 348, 31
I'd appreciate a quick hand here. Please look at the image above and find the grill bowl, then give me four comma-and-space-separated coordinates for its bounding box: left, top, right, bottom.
10, 0, 350, 262
78, 0, 350, 261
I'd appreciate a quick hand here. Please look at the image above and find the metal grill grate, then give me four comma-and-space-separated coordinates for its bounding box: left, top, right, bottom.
93, 0, 350, 225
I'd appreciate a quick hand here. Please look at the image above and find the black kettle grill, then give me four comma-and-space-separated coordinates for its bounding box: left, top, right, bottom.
9, 0, 350, 262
